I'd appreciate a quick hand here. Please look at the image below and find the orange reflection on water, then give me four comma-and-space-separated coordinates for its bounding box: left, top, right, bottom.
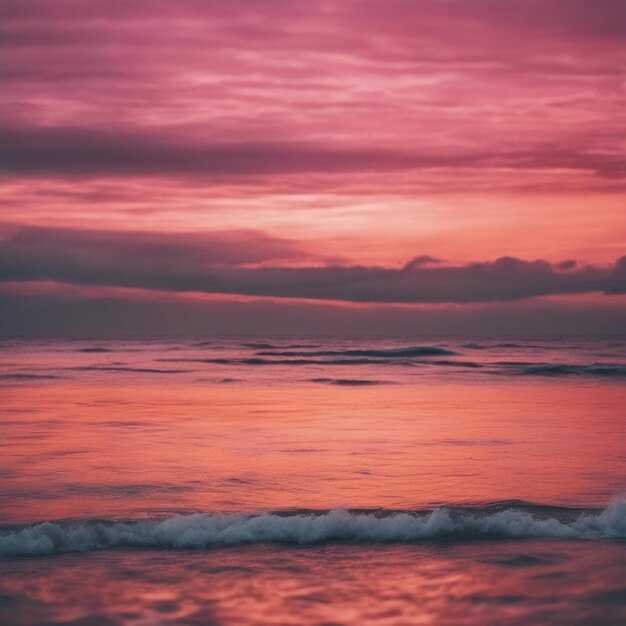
1, 379, 624, 524
2, 542, 626, 625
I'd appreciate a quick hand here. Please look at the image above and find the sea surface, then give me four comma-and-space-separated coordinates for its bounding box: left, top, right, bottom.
1, 336, 625, 625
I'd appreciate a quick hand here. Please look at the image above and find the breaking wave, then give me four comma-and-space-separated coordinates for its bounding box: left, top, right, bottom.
1, 502, 624, 558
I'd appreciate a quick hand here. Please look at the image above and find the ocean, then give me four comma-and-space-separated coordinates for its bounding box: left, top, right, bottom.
1, 336, 625, 625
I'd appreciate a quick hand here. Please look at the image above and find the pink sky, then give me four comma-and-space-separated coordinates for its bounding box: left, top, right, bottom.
0, 0, 624, 334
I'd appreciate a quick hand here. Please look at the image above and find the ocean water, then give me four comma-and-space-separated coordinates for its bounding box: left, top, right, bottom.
1, 336, 625, 625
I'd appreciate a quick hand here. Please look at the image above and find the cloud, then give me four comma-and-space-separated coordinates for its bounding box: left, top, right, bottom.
555, 259, 578, 271
0, 1, 624, 187
0, 124, 479, 176
1, 123, 625, 180
0, 0, 624, 282
403, 255, 442, 270
1, 281, 625, 337
1, 224, 624, 304
0, 223, 313, 270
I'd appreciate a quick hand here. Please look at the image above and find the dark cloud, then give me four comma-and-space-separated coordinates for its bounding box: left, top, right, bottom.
355, 0, 626, 40
0, 124, 475, 176
0, 223, 311, 270
403, 255, 442, 270
555, 259, 578, 271
1, 124, 624, 179
1, 283, 625, 337
0, 0, 624, 196
2, 1, 625, 40
1, 224, 624, 304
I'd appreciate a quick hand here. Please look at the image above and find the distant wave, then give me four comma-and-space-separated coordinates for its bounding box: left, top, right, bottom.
420, 360, 482, 368
256, 346, 456, 358
309, 378, 384, 386
0, 373, 61, 381
243, 343, 321, 350
71, 366, 194, 374
9, 360, 626, 381
1, 502, 624, 557
192, 342, 322, 350
462, 343, 555, 350
78, 347, 113, 353
158, 357, 415, 366
519, 363, 626, 377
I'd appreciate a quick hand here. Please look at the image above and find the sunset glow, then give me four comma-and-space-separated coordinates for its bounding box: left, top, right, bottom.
1, 0, 625, 334
1, 5, 626, 623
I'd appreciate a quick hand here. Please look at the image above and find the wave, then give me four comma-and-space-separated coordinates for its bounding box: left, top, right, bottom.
173, 357, 478, 369
256, 346, 456, 358
309, 378, 384, 386
78, 347, 113, 353
462, 343, 555, 350
1, 502, 624, 557
192, 342, 322, 350
0, 373, 61, 381
519, 363, 626, 377
243, 343, 320, 350
158, 357, 414, 366
71, 366, 194, 374
420, 360, 482, 368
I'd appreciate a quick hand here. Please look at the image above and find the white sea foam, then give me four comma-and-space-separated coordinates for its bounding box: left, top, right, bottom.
1, 502, 625, 558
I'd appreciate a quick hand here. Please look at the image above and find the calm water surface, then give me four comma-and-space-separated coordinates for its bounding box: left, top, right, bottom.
1, 337, 625, 625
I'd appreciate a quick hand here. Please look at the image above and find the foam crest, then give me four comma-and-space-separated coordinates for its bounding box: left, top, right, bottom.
1, 502, 624, 558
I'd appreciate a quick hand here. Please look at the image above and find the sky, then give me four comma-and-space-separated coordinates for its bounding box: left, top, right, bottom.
1, 0, 625, 335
